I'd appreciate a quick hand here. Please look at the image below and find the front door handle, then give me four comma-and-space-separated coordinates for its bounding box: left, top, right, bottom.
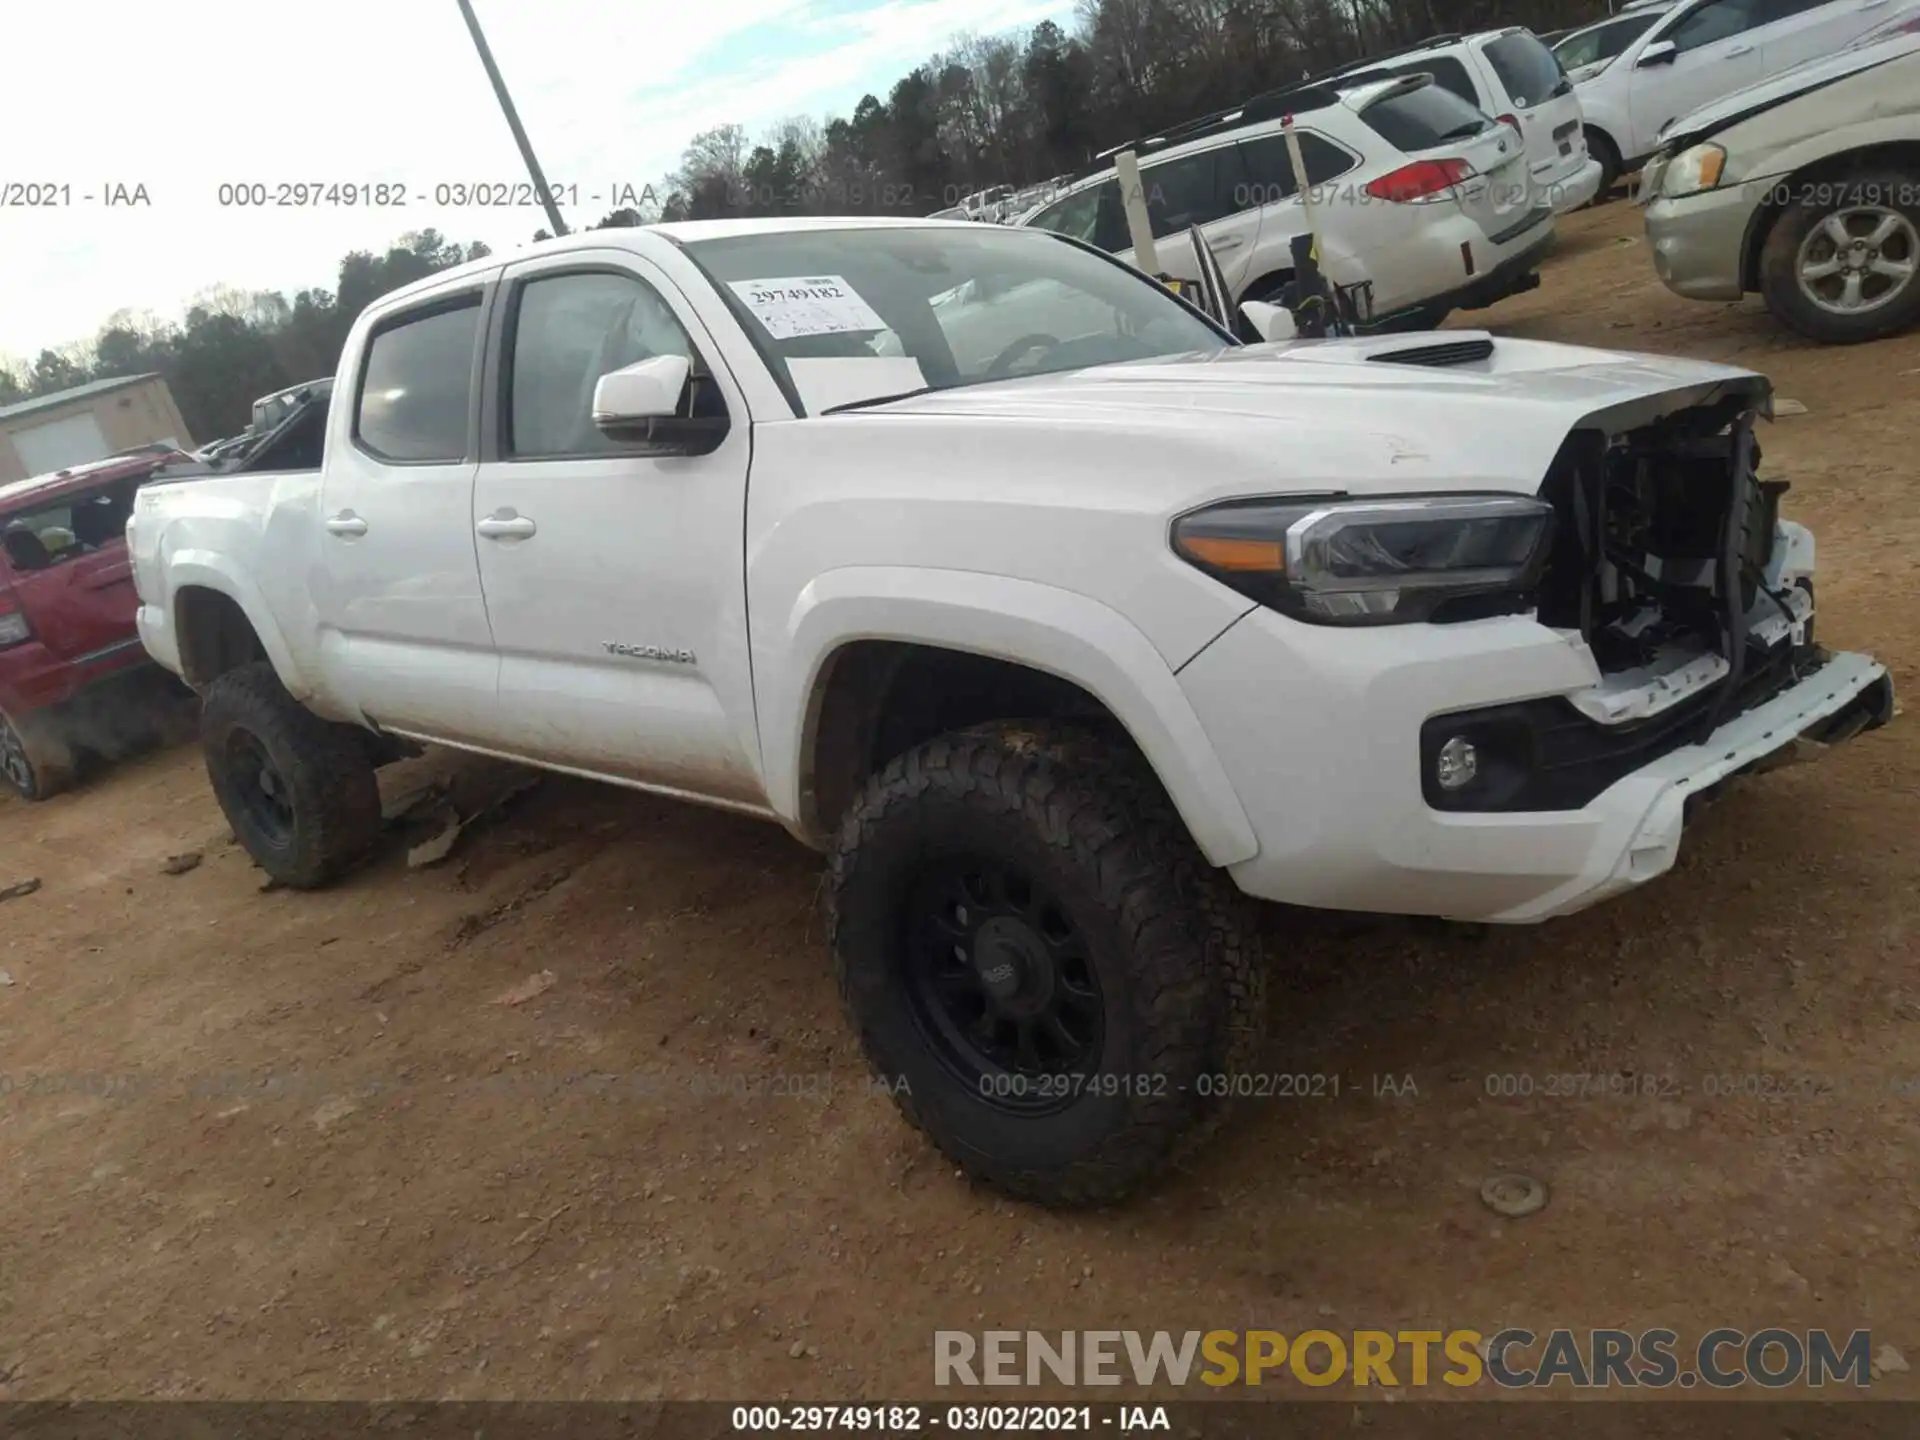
325, 511, 368, 537
1725, 41, 1754, 54
476, 510, 537, 541
1211, 235, 1246, 251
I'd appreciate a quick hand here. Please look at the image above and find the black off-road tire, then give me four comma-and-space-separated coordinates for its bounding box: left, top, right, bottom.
1759, 169, 1920, 344
0, 708, 76, 802
828, 721, 1268, 1209
200, 662, 381, 888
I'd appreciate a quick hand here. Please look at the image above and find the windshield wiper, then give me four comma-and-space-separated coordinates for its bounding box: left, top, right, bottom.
1437, 120, 1491, 141
821, 385, 940, 415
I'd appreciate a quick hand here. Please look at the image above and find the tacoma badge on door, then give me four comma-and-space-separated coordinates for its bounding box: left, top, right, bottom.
603, 641, 697, 664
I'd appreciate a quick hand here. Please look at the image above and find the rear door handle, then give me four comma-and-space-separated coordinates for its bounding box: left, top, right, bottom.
476, 510, 537, 541
1211, 235, 1246, 251
325, 511, 368, 537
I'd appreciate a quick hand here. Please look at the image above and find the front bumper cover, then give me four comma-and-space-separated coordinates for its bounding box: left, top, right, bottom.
1645, 180, 1766, 302
1507, 651, 1891, 921
1178, 601, 1893, 925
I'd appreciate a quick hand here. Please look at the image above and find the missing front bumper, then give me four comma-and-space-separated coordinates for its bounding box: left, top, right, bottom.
1420, 639, 1834, 814
1521, 651, 1892, 920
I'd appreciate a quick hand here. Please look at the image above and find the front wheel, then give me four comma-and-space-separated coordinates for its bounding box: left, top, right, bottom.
828, 722, 1267, 1208
200, 662, 382, 888
0, 709, 75, 802
1759, 171, 1920, 344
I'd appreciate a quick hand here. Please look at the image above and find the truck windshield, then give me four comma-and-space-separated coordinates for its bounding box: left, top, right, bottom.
681, 225, 1230, 414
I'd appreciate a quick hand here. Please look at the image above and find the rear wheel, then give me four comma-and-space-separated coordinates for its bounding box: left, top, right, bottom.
829, 721, 1267, 1208
0, 709, 75, 802
200, 662, 381, 888
1759, 171, 1920, 344
1585, 129, 1621, 204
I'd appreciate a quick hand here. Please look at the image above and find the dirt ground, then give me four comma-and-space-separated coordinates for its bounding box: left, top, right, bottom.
2, 198, 1918, 1405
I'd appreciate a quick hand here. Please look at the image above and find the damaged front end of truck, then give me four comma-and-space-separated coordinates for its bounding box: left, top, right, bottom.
1421, 380, 1896, 814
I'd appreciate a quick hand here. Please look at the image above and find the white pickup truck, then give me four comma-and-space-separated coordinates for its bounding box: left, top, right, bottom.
130, 216, 1894, 1207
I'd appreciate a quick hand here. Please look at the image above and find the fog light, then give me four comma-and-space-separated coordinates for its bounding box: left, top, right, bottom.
1436, 735, 1479, 791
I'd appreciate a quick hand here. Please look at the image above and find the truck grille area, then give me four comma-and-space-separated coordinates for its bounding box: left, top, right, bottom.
1422, 397, 1826, 813
1535, 405, 1782, 702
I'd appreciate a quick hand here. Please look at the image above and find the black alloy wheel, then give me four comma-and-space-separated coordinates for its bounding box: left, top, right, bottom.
903, 856, 1106, 1114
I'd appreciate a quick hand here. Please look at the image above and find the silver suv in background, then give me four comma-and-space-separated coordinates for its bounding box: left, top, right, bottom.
1328, 28, 1604, 213
1643, 24, 1920, 342
1017, 73, 1554, 328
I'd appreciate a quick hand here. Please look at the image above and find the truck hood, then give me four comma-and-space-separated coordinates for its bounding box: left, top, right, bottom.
1656, 33, 1920, 150
848, 331, 1769, 495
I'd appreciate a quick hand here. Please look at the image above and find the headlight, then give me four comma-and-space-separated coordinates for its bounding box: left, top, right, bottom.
1660, 142, 1728, 198
1171, 493, 1554, 625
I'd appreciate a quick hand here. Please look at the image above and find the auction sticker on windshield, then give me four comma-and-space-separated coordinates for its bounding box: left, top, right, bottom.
728, 275, 888, 340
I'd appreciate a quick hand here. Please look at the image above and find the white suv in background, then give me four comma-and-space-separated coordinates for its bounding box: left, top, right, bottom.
1328, 29, 1605, 214
1573, 0, 1898, 193
1017, 73, 1554, 329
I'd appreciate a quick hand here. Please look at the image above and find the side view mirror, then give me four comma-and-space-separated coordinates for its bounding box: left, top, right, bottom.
1239, 299, 1298, 342
1636, 38, 1678, 66
592, 354, 728, 456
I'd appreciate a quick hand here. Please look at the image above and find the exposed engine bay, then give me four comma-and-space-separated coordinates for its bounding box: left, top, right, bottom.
1538, 396, 1825, 733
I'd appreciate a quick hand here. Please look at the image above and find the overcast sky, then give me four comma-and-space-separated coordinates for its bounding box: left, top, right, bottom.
0, 0, 1072, 366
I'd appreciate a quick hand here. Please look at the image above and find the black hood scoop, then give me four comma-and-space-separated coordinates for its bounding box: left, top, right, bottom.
1366, 336, 1496, 368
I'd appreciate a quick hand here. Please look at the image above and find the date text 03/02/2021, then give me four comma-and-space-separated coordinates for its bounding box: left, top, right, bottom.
730, 1405, 1169, 1432
207, 181, 662, 209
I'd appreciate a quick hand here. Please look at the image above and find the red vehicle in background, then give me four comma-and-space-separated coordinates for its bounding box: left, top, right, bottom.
0, 451, 187, 800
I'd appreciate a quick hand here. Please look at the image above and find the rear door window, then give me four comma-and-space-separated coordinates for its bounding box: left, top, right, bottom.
1481, 32, 1572, 105
1233, 131, 1360, 206
1357, 83, 1495, 153
1023, 178, 1129, 252
354, 299, 481, 463
1138, 145, 1248, 236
